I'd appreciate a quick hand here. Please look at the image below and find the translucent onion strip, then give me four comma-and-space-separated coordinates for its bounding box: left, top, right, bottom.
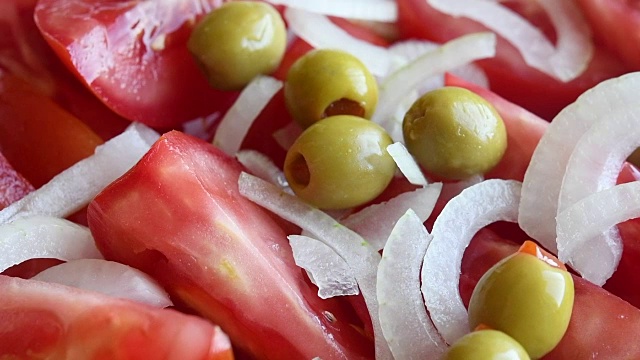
32, 259, 173, 308
378, 209, 446, 359
519, 73, 640, 253
289, 234, 360, 299
284, 7, 394, 76
422, 179, 522, 345
238, 172, 392, 359
236, 150, 290, 191
266, 0, 398, 22
343, 183, 442, 250
387, 142, 428, 187
0, 123, 159, 224
372, 32, 496, 142
0, 216, 102, 272
428, 0, 593, 82
213, 76, 282, 155
557, 182, 640, 286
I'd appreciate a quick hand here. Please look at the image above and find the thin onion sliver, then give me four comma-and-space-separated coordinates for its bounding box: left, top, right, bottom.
519, 73, 640, 253
238, 172, 392, 359
0, 123, 159, 224
284, 7, 394, 77
557, 182, 640, 285
427, 0, 593, 82
236, 150, 290, 191
372, 32, 496, 142
266, 0, 398, 22
378, 209, 446, 359
387, 142, 428, 186
213, 76, 282, 155
0, 216, 102, 272
422, 179, 522, 345
32, 259, 172, 308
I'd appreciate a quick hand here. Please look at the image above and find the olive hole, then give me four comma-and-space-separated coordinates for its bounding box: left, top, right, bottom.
289, 152, 311, 188
322, 98, 365, 119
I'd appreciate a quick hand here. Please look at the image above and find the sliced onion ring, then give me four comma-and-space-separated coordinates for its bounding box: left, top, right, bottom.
519, 73, 640, 253
32, 259, 172, 308
236, 150, 290, 191
238, 172, 392, 359
387, 142, 428, 187
421, 179, 522, 345
0, 215, 102, 272
378, 209, 446, 359
284, 7, 394, 77
427, 0, 593, 82
0, 123, 159, 224
213, 76, 282, 156
266, 0, 398, 22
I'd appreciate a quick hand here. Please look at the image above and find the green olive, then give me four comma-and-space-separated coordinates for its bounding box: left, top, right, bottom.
445, 329, 530, 360
284, 49, 378, 129
468, 252, 575, 359
284, 115, 395, 209
402, 86, 507, 180
187, 1, 286, 90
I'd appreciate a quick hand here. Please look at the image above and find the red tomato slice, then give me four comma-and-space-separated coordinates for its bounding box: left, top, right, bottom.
87, 131, 374, 359
396, 0, 629, 120
0, 71, 103, 188
0, 275, 233, 359
576, 0, 640, 70
34, 0, 239, 129
0, 151, 33, 209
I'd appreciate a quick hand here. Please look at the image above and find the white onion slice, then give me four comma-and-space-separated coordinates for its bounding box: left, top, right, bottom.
213, 76, 282, 156
289, 234, 359, 299
519, 73, 640, 253
267, 0, 397, 22
387, 142, 428, 187
422, 179, 521, 345
32, 259, 172, 308
0, 123, 159, 224
0, 215, 102, 272
272, 121, 303, 151
343, 182, 442, 250
427, 0, 593, 82
557, 182, 640, 285
182, 112, 220, 141
238, 172, 392, 359
372, 32, 497, 142
378, 209, 446, 359
284, 7, 394, 77
236, 150, 290, 191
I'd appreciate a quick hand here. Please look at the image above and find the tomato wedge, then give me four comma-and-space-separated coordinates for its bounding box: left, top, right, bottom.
0, 151, 33, 210
87, 131, 374, 359
34, 0, 239, 128
0, 275, 233, 359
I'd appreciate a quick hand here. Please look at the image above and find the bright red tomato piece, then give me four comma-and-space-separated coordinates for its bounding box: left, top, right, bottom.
34, 0, 239, 129
0, 275, 233, 360
0, 151, 33, 209
87, 131, 374, 359
396, 0, 629, 120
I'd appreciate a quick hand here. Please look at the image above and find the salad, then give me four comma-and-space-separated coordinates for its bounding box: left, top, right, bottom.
2, 0, 640, 359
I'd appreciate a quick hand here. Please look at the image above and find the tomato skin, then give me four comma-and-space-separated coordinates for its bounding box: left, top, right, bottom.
396, 0, 629, 120
0, 71, 103, 188
34, 0, 239, 129
87, 131, 374, 360
0, 275, 234, 360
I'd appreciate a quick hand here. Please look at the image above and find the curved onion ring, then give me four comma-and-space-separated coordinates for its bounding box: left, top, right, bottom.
32, 259, 172, 308
387, 142, 428, 187
266, 0, 398, 22
427, 0, 593, 82
378, 209, 446, 359
519, 73, 640, 253
238, 172, 392, 359
0, 215, 102, 272
0, 123, 159, 224
213, 76, 282, 156
422, 179, 521, 345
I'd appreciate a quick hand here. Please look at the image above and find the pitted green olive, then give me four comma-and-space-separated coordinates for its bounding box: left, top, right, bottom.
283, 115, 395, 209
402, 86, 507, 180
468, 249, 575, 359
445, 329, 530, 360
284, 49, 378, 129
187, 1, 286, 90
